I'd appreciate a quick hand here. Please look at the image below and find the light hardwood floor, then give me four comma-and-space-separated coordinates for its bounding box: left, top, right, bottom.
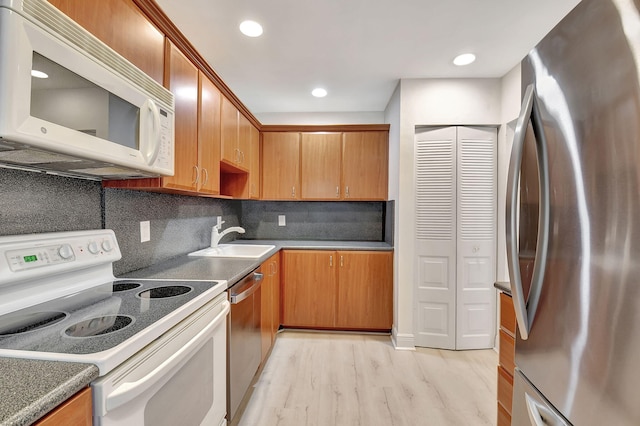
237, 331, 497, 426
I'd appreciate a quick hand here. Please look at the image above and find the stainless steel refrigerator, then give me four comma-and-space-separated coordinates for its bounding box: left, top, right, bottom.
506, 0, 640, 424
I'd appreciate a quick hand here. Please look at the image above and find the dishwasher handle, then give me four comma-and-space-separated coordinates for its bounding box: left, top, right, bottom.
230, 272, 263, 304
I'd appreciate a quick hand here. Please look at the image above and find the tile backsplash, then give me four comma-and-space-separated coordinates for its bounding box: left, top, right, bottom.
1, 168, 390, 276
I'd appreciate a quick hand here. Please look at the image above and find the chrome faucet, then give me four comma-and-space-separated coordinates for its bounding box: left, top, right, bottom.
211, 221, 245, 247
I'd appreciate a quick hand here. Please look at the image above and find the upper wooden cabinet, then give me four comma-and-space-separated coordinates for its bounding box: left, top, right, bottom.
197, 72, 222, 195
300, 133, 342, 200
161, 41, 199, 192
220, 98, 250, 172
49, 0, 164, 83
262, 132, 301, 200
249, 125, 260, 199
342, 131, 388, 200
104, 42, 221, 196
260, 130, 389, 201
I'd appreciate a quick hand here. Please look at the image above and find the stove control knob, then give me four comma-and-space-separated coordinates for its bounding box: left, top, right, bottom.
101, 240, 113, 252
88, 241, 100, 254
58, 244, 74, 259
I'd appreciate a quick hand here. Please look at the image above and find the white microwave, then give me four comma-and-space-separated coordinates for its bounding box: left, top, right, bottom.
0, 0, 174, 180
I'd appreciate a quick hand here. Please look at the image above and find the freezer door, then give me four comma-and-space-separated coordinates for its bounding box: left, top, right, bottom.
513, 0, 640, 424
512, 368, 571, 426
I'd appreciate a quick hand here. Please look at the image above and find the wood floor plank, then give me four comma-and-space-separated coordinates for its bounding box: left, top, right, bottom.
238, 331, 497, 426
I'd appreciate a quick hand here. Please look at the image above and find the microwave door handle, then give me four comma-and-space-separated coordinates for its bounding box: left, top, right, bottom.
506, 84, 550, 340
104, 300, 230, 412
142, 99, 161, 166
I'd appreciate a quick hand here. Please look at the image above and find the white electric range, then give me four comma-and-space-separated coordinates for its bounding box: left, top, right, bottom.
0, 230, 229, 425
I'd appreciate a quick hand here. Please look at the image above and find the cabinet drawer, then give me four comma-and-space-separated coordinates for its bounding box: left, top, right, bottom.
497, 365, 514, 415
497, 400, 511, 426
499, 329, 515, 375
499, 292, 516, 336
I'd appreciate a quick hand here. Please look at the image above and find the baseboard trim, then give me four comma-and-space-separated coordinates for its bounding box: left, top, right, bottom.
391, 326, 415, 350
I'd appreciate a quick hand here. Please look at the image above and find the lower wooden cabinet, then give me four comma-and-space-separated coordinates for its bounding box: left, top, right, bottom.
497, 291, 516, 426
282, 250, 393, 331
260, 252, 280, 362
35, 387, 92, 426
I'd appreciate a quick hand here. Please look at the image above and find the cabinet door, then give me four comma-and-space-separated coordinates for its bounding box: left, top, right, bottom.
342, 131, 388, 200
300, 133, 342, 200
249, 124, 260, 199
336, 251, 393, 330
220, 97, 239, 166
35, 387, 92, 426
282, 250, 337, 328
261, 133, 301, 200
271, 252, 281, 338
162, 41, 198, 191
197, 72, 221, 195
49, 0, 164, 83
238, 114, 251, 169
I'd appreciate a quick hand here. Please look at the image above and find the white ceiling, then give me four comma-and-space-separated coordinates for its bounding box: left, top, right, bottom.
154, 0, 581, 115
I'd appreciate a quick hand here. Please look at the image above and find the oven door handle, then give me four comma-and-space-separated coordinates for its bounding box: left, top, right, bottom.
105, 300, 230, 412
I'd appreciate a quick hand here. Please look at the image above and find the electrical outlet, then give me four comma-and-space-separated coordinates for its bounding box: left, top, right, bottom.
216, 216, 222, 227
140, 221, 151, 242
278, 215, 286, 226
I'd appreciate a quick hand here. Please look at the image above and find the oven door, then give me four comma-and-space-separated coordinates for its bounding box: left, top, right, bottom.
92, 292, 229, 426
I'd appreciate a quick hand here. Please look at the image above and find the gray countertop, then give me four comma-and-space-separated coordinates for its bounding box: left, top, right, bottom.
494, 281, 511, 295
122, 240, 393, 286
0, 358, 98, 426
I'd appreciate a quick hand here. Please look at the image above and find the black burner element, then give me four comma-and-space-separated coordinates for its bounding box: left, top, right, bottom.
0, 312, 67, 336
113, 281, 142, 292
65, 315, 133, 337
137, 285, 192, 299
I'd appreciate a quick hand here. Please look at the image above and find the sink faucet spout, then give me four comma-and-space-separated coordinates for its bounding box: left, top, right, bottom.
211, 222, 246, 247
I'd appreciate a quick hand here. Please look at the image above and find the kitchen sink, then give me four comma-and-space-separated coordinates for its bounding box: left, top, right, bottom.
188, 244, 275, 259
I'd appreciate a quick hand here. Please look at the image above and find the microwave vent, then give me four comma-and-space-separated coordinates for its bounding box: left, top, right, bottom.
18, 0, 173, 108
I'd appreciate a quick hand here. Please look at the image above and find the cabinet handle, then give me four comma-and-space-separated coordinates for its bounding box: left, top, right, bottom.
241, 151, 245, 164
192, 165, 199, 185
340, 255, 344, 267
336, 186, 340, 197
235, 148, 240, 164
329, 255, 333, 267
291, 186, 296, 198
345, 186, 350, 198
201, 168, 209, 188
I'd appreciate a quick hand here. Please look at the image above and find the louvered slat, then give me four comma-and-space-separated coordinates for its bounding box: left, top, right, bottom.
416, 139, 455, 240
458, 138, 495, 240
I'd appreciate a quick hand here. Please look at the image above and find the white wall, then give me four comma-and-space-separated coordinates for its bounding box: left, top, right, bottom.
256, 111, 385, 125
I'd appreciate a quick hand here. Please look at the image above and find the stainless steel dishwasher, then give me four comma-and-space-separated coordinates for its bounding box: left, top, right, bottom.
227, 267, 263, 422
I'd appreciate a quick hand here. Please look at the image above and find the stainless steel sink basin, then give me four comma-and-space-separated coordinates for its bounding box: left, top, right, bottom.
188, 244, 275, 259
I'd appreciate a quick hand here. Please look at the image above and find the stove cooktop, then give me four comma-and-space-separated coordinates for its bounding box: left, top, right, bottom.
0, 278, 227, 374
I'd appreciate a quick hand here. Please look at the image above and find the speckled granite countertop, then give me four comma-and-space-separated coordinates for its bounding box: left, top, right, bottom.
122, 240, 393, 285
0, 358, 98, 426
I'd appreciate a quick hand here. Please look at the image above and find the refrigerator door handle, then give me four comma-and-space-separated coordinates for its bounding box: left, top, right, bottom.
506, 84, 551, 340
525, 393, 569, 426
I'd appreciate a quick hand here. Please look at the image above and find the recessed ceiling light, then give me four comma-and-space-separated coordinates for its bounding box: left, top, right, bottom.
239, 20, 263, 37
31, 69, 48, 79
453, 53, 476, 66
312, 88, 327, 98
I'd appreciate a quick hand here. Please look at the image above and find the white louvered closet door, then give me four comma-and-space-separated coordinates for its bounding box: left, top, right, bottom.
415, 127, 457, 349
414, 126, 496, 350
456, 126, 497, 349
